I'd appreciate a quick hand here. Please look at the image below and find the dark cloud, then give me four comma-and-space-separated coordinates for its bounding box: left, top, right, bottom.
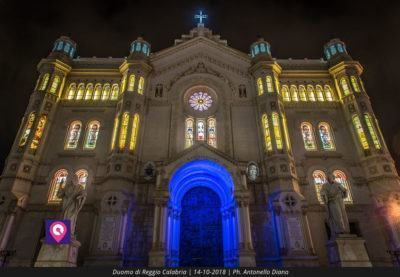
0, 0, 399, 170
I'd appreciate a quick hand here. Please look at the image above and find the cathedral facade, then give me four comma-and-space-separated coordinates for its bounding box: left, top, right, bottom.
0, 21, 400, 267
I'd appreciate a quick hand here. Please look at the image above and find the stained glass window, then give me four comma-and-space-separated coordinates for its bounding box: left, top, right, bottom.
261, 114, 272, 152
185, 118, 194, 148
340, 77, 351, 96
364, 113, 381, 150
333, 170, 353, 204
266, 76, 274, 92
119, 112, 129, 149
93, 84, 102, 100
257, 78, 264, 95
324, 85, 333, 101
313, 170, 326, 204
352, 115, 369, 150
138, 77, 145, 94
301, 122, 316, 151
128, 74, 135, 91
30, 114, 47, 151
307, 85, 316, 101
129, 114, 140, 151
67, 83, 76, 100
282, 85, 290, 101
48, 169, 68, 204
111, 115, 119, 150
272, 112, 282, 150
316, 85, 324, 101
75, 169, 88, 189
299, 85, 307, 101
207, 117, 217, 148
111, 84, 119, 100
49, 76, 60, 94
197, 119, 206, 141
39, 74, 50, 91
76, 84, 84, 100
290, 85, 299, 102
84, 83, 93, 100
19, 112, 35, 147
189, 91, 213, 111
65, 121, 82, 149
102, 84, 110, 100
318, 122, 335, 150
84, 121, 100, 149
351, 76, 360, 92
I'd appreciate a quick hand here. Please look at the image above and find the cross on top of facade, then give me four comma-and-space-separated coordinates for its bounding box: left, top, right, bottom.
195, 11, 207, 26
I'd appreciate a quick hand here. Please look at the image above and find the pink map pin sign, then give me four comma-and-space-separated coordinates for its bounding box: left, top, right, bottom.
49, 221, 67, 243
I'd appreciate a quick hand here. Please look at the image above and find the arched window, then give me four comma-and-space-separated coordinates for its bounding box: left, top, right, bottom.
313, 170, 326, 204
257, 78, 264, 95
49, 76, 60, 94
111, 115, 119, 150
65, 121, 82, 149
282, 85, 290, 101
129, 114, 140, 151
207, 117, 217, 148
111, 84, 119, 100
138, 77, 145, 95
102, 84, 111, 100
307, 85, 316, 101
316, 85, 325, 101
364, 113, 381, 149
119, 112, 129, 149
266, 76, 274, 92
93, 84, 102, 100
120, 75, 127, 93
75, 169, 88, 189
66, 83, 76, 100
299, 85, 307, 101
128, 74, 135, 91
30, 114, 47, 151
351, 76, 360, 92
76, 83, 85, 100
301, 122, 317, 151
290, 85, 299, 102
272, 112, 283, 150
352, 115, 369, 150
197, 119, 206, 141
324, 85, 333, 101
19, 112, 35, 147
261, 114, 272, 151
185, 118, 194, 148
84, 83, 93, 100
282, 114, 291, 151
340, 77, 351, 96
318, 122, 335, 150
39, 74, 50, 91
48, 169, 68, 204
84, 121, 100, 149
333, 170, 353, 204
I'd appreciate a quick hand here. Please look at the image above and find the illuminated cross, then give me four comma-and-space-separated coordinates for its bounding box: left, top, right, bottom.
195, 11, 207, 26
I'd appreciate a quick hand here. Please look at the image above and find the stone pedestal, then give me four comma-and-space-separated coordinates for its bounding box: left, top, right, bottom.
326, 234, 372, 267
34, 238, 81, 267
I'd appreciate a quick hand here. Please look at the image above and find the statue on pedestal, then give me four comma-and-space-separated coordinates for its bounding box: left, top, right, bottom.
320, 174, 350, 238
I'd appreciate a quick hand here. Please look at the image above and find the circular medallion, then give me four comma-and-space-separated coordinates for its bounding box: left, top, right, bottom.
189, 91, 213, 111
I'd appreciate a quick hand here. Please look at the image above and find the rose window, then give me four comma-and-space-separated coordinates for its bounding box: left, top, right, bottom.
189, 91, 213, 111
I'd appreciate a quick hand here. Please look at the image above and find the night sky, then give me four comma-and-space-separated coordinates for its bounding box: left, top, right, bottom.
0, 0, 399, 171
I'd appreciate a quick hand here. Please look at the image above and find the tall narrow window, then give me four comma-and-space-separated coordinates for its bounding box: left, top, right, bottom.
48, 169, 68, 204
266, 76, 274, 92
318, 122, 335, 150
274, 74, 280, 95
19, 112, 36, 147
111, 84, 119, 100
75, 169, 88, 189
76, 83, 84, 100
185, 118, 194, 148
299, 85, 307, 101
129, 114, 140, 151
364, 114, 381, 149
324, 85, 333, 101
84, 83, 93, 100
93, 84, 102, 100
197, 119, 206, 141
207, 117, 217, 148
290, 85, 299, 102
316, 85, 325, 101
282, 114, 291, 151
301, 122, 317, 151
333, 170, 353, 204
307, 85, 316, 101
282, 85, 290, 101
257, 78, 264, 95
261, 114, 272, 152
128, 74, 136, 91
351, 76, 360, 92
66, 83, 76, 100
119, 112, 129, 149
138, 77, 145, 95
65, 121, 82, 149
39, 74, 50, 91
352, 115, 369, 150
49, 76, 60, 94
102, 84, 111, 100
272, 112, 283, 150
340, 77, 351, 96
111, 115, 119, 150
313, 170, 326, 204
30, 114, 47, 151
120, 75, 127, 93
84, 121, 100, 149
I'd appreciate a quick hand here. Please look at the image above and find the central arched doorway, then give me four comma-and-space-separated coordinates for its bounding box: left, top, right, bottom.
166, 159, 238, 267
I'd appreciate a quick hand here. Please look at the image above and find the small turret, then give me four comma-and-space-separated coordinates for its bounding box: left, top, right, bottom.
128, 37, 151, 60
48, 36, 76, 62
324, 38, 352, 65
250, 37, 272, 62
